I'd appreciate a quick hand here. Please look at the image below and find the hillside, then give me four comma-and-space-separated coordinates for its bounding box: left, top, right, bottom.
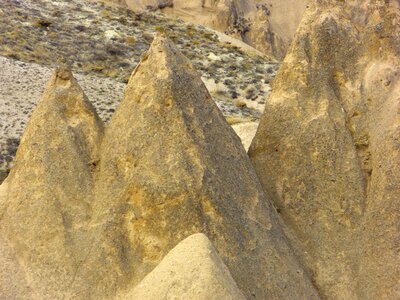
0, 0, 277, 181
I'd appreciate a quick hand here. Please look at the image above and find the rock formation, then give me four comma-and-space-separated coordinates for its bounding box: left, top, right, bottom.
0, 66, 104, 298
243, 0, 308, 59
0, 34, 319, 299
121, 0, 308, 59
249, 0, 400, 299
85, 33, 319, 299
121, 233, 245, 299
0, 0, 279, 185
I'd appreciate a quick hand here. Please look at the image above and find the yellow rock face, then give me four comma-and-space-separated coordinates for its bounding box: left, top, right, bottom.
249, 1, 400, 299
121, 0, 307, 59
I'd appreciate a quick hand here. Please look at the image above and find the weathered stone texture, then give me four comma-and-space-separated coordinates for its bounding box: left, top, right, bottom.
85, 34, 319, 299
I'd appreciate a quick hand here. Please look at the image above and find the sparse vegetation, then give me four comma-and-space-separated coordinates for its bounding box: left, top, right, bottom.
0, 0, 277, 90
125, 35, 136, 44
234, 100, 247, 108
226, 116, 245, 125
0, 0, 277, 178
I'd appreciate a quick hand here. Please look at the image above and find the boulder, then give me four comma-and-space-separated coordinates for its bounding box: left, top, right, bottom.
122, 233, 245, 299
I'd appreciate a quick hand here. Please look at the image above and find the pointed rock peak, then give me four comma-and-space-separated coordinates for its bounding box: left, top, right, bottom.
39, 66, 81, 107
36, 63, 103, 131
147, 32, 179, 57
4, 63, 104, 184
55, 57, 72, 75
106, 32, 218, 162
96, 27, 318, 300
150, 31, 171, 50
47, 59, 75, 88
129, 32, 195, 82
12, 64, 104, 173
54, 63, 72, 82
35, 63, 99, 125
122, 234, 246, 300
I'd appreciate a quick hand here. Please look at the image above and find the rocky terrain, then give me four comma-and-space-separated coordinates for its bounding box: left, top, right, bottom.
0, 0, 399, 299
0, 0, 276, 97
0, 0, 278, 181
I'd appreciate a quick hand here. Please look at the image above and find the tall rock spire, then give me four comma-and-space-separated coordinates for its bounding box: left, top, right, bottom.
249, 1, 400, 298
0, 65, 104, 298
85, 33, 319, 299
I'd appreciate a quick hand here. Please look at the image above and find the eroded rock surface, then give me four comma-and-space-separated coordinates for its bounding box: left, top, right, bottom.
249, 1, 400, 298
